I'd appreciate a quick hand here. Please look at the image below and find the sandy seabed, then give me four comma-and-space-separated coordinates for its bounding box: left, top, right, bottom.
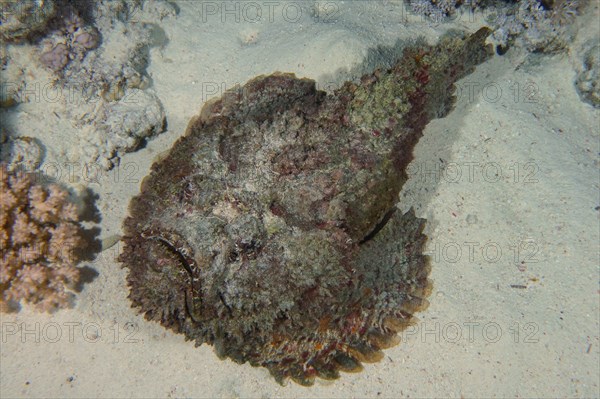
1, 1, 599, 398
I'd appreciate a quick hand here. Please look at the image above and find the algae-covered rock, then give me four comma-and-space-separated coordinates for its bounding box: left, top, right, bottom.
575, 39, 600, 108
0, 0, 57, 42
120, 28, 493, 385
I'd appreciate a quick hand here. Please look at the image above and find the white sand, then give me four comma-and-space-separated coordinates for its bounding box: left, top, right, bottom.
1, 1, 598, 398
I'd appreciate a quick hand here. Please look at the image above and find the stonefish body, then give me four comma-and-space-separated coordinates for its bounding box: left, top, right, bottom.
120, 29, 492, 385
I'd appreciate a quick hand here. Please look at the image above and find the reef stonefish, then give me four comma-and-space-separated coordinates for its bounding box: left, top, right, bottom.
119, 28, 492, 385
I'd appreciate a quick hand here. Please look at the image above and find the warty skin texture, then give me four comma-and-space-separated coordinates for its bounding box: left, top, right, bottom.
120, 28, 492, 385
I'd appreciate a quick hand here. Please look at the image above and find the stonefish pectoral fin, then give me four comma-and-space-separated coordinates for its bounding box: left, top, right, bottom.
119, 28, 492, 385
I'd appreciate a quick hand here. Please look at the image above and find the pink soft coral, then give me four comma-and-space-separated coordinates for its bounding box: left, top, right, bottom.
0, 165, 83, 312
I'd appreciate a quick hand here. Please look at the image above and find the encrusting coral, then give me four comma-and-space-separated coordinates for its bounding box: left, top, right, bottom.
38, 5, 100, 72
0, 165, 82, 312
408, 0, 588, 53
120, 28, 493, 385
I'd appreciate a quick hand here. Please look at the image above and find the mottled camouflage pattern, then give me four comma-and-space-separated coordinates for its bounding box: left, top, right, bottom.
120, 28, 492, 385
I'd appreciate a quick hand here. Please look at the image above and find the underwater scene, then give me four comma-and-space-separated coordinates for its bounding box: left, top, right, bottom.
1, 1, 598, 398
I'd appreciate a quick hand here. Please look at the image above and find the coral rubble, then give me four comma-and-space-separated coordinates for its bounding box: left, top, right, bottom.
0, 0, 171, 169
120, 29, 493, 385
408, 0, 587, 53
0, 132, 44, 173
0, 165, 83, 312
488, 0, 587, 53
